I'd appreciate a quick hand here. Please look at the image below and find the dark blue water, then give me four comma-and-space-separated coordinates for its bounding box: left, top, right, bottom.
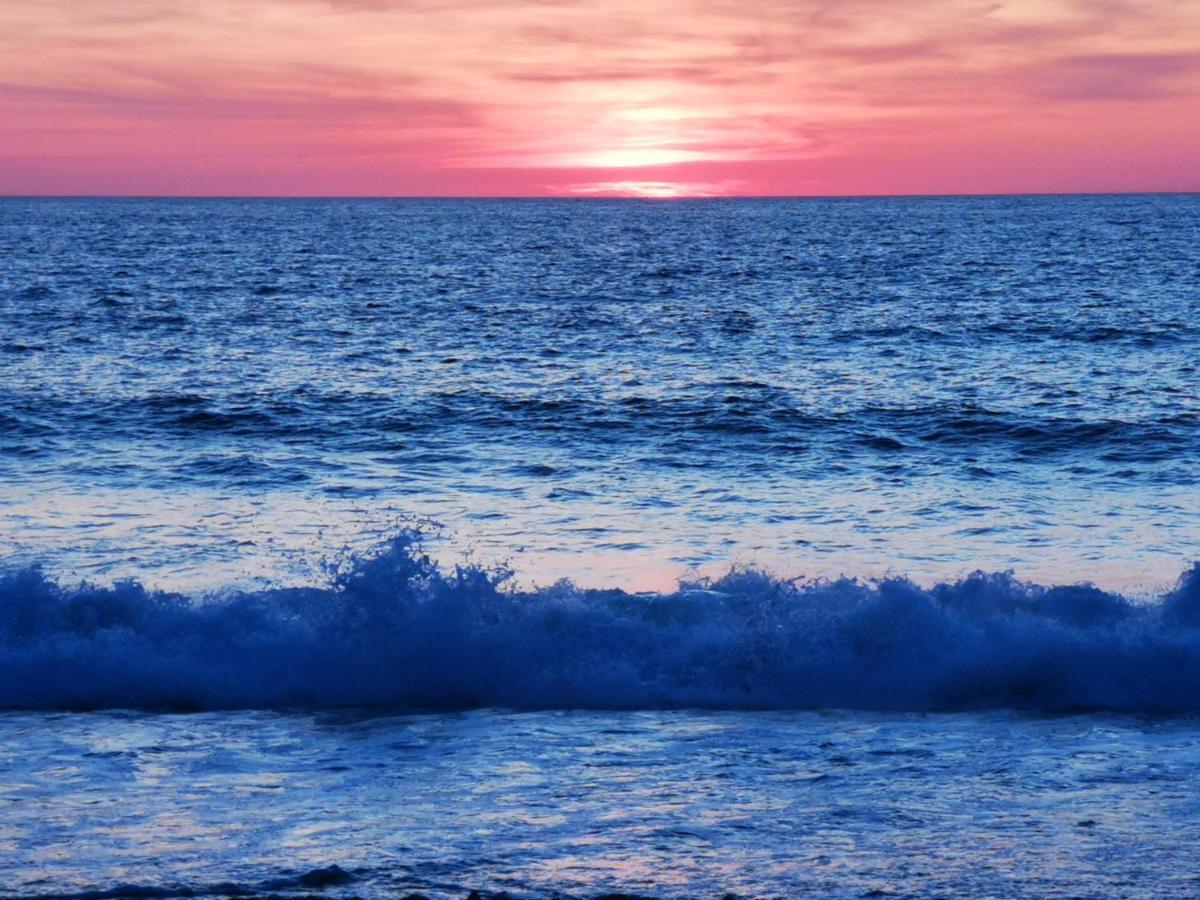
3, 195, 1200, 897
2, 195, 1197, 596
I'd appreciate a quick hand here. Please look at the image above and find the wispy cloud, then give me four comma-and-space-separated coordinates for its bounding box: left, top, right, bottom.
1028, 51, 1200, 100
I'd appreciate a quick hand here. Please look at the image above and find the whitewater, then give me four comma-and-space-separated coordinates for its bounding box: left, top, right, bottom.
2, 195, 1199, 897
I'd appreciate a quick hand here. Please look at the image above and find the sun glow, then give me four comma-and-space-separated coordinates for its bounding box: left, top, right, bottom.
571, 180, 695, 197
572, 146, 709, 168
535, 102, 726, 170
568, 179, 742, 198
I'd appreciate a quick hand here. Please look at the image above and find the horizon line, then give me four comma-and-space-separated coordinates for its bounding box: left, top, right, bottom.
1, 189, 1198, 202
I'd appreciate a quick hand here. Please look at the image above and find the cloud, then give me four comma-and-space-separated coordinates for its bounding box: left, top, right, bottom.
0, 79, 479, 126
1029, 51, 1200, 100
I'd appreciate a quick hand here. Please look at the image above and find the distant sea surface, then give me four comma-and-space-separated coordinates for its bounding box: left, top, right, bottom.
2, 196, 1200, 897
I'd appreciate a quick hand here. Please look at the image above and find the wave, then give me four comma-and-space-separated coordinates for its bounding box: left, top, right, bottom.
5, 388, 1197, 482
2, 532, 1200, 713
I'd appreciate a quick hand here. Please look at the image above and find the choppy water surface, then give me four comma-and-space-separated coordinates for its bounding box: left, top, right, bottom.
1, 195, 1197, 592
2, 709, 1200, 899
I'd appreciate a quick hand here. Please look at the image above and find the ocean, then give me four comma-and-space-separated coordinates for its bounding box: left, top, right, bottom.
1, 195, 1199, 897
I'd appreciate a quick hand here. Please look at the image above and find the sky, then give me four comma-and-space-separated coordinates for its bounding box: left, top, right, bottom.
1, 0, 1198, 197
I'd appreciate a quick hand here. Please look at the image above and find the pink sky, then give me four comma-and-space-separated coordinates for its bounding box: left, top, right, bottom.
1, 0, 1198, 197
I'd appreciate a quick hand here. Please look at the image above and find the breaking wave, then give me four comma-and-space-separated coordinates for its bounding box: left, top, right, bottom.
3, 532, 1200, 713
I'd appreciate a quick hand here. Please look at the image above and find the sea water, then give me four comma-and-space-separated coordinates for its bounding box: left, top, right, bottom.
1, 195, 1199, 896
3, 710, 1200, 898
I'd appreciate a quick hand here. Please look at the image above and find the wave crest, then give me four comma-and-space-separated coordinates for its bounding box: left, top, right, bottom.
3, 533, 1199, 712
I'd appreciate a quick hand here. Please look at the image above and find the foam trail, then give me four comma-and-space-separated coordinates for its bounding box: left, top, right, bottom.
3, 532, 1199, 712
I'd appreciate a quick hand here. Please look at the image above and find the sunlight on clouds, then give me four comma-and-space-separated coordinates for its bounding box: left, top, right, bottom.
558, 104, 734, 168
566, 147, 712, 168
